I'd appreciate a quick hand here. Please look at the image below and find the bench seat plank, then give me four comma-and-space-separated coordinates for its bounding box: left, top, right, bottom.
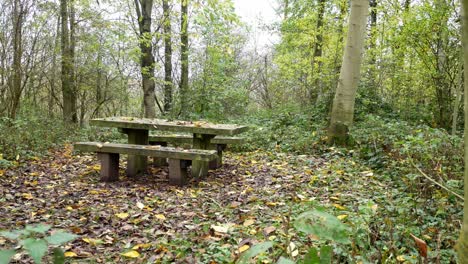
74, 142, 217, 161
148, 135, 243, 145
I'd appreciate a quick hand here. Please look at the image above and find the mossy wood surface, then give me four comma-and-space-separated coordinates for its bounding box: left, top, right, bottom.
148, 135, 244, 144
90, 117, 248, 136
74, 142, 217, 161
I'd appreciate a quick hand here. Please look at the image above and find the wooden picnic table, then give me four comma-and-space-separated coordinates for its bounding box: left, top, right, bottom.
89, 117, 248, 179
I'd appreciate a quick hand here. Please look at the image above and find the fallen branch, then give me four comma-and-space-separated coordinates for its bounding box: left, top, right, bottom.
410, 159, 464, 201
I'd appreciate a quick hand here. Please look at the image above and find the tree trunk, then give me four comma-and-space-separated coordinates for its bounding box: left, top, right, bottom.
60, 0, 75, 123
69, 0, 78, 123
163, 0, 173, 114
328, 0, 369, 145
457, 1, 468, 261
179, 0, 189, 117
312, 0, 325, 103
135, 0, 156, 118
9, 0, 24, 119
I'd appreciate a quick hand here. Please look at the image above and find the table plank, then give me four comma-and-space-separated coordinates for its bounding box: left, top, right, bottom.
90, 117, 248, 136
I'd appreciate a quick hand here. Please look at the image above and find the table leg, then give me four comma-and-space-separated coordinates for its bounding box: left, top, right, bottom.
192, 133, 215, 179
126, 129, 149, 177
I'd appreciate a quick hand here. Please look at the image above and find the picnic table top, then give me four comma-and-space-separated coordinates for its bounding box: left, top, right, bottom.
90, 117, 249, 136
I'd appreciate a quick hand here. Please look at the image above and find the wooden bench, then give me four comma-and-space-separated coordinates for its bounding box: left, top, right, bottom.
148, 135, 243, 168
73, 142, 217, 186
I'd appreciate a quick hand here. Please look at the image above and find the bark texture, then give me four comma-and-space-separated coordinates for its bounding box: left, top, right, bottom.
179, 0, 189, 116
328, 0, 369, 145
60, 0, 77, 123
135, 0, 156, 118
163, 0, 173, 114
457, 2, 468, 262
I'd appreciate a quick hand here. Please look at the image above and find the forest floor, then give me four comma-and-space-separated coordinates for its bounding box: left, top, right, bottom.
0, 144, 458, 263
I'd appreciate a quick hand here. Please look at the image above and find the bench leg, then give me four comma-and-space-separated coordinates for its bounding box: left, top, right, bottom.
192, 134, 215, 179
168, 159, 188, 186
150, 141, 168, 167
97, 153, 120, 182
126, 129, 149, 177
209, 144, 225, 169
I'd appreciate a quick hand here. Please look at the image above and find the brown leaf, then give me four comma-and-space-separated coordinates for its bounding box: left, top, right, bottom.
410, 233, 427, 258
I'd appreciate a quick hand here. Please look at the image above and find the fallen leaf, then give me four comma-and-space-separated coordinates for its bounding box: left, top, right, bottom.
243, 219, 255, 227
337, 214, 348, 220
410, 233, 427, 258
115, 213, 129, 219
121, 250, 140, 258
211, 223, 234, 234
132, 243, 152, 250
263, 226, 276, 236
154, 214, 166, 220
238, 244, 250, 253
332, 203, 346, 210
64, 252, 77, 258
136, 202, 145, 210
22, 193, 34, 200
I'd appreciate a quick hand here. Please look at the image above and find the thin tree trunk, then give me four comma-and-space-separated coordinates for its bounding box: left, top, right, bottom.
10, 0, 24, 119
456, 1, 468, 259
69, 0, 78, 123
163, 0, 173, 114
96, 41, 103, 117
179, 0, 189, 117
312, 0, 325, 104
135, 0, 156, 118
328, 0, 369, 145
452, 64, 463, 136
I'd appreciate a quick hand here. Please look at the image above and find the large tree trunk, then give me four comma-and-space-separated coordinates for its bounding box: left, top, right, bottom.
328, 0, 369, 145
135, 0, 156, 118
163, 0, 173, 114
179, 0, 189, 116
9, 0, 24, 119
457, 2, 468, 261
60, 0, 76, 123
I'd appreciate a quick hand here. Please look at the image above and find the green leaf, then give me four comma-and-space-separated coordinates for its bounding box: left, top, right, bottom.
52, 248, 65, 264
237, 241, 274, 264
277, 257, 295, 264
0, 231, 20, 240
46, 232, 78, 245
21, 238, 48, 264
25, 224, 51, 234
319, 246, 332, 264
294, 208, 350, 244
0, 249, 16, 264
303, 247, 320, 264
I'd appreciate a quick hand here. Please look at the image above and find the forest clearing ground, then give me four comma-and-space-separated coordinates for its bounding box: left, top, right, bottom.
0, 144, 397, 263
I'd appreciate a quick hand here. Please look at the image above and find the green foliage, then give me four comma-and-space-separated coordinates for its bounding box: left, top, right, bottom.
294, 208, 350, 244
0, 224, 77, 264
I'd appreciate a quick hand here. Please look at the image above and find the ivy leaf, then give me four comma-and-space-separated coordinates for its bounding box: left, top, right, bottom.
294, 208, 350, 244
0, 249, 16, 264
0, 231, 21, 240
276, 257, 295, 264
45, 232, 78, 245
237, 241, 273, 264
21, 238, 48, 264
52, 248, 65, 264
25, 224, 51, 234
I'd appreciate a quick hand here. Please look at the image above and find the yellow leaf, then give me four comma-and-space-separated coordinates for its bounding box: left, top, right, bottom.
154, 214, 166, 220
337, 215, 348, 220
238, 245, 250, 253
22, 193, 34, 200
92, 165, 101, 171
332, 203, 346, 210
121, 250, 140, 258
266, 202, 277, 207
66, 206, 74, 211
64, 251, 78, 258
115, 213, 129, 219
132, 243, 152, 250
243, 219, 255, 227
396, 255, 405, 262
0, 170, 4, 176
